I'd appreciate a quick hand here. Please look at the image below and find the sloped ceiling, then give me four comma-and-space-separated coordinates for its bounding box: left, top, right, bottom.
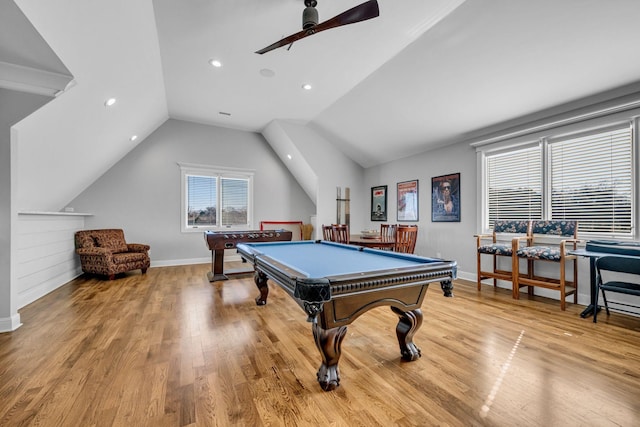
6, 0, 640, 210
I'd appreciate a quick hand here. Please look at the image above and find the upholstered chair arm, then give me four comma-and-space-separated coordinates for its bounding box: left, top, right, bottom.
127, 243, 150, 253
76, 247, 113, 257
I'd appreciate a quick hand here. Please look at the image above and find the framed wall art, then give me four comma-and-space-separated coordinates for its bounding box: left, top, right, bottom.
432, 173, 460, 222
397, 180, 419, 221
371, 185, 387, 221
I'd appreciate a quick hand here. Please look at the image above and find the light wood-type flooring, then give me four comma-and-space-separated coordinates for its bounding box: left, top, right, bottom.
1, 262, 639, 426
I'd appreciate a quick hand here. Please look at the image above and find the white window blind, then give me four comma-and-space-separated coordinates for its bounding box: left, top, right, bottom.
220, 177, 249, 226
187, 175, 217, 227
486, 145, 542, 228
549, 126, 632, 234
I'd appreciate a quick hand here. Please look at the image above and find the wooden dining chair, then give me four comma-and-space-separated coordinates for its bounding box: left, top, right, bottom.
394, 225, 418, 253
331, 224, 350, 244
322, 225, 333, 241
380, 224, 397, 238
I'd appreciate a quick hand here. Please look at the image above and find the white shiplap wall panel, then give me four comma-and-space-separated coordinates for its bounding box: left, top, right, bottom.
15, 213, 88, 308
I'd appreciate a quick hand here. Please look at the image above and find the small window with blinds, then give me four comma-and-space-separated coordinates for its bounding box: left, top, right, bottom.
486, 144, 542, 228
549, 125, 632, 234
483, 123, 634, 237
180, 163, 253, 232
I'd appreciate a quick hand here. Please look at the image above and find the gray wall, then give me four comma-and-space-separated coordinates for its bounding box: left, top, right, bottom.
363, 141, 477, 277
68, 119, 316, 264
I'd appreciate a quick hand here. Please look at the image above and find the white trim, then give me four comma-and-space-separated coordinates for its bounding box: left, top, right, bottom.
471, 98, 640, 149
0, 61, 74, 97
150, 253, 242, 268
18, 211, 93, 216
0, 313, 22, 333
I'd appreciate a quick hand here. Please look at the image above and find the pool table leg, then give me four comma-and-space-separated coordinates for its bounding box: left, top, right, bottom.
440, 279, 454, 297
253, 270, 269, 305
312, 321, 347, 391
391, 307, 423, 361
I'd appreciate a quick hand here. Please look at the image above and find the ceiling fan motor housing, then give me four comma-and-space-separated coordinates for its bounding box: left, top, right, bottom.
302, 5, 319, 30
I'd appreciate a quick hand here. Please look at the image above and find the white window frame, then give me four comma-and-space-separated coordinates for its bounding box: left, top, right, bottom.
178, 162, 254, 233
475, 119, 638, 240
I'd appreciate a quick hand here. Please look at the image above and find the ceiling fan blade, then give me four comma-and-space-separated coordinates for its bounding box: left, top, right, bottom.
314, 0, 379, 32
255, 0, 379, 55
255, 28, 311, 55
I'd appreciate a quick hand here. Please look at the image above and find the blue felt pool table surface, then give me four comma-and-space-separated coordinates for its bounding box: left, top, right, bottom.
237, 240, 444, 278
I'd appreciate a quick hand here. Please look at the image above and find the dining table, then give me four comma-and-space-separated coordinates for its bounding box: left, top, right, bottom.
348, 234, 396, 250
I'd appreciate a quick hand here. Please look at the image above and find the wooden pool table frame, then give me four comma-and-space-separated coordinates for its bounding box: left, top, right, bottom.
237, 240, 456, 391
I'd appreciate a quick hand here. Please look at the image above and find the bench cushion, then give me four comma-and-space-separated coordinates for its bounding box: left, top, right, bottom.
516, 246, 562, 261
478, 244, 513, 256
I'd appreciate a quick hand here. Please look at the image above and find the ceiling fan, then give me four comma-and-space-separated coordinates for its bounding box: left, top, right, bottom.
255, 0, 380, 54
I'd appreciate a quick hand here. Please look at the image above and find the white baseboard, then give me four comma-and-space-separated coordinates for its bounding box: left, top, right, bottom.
150, 257, 209, 267
151, 253, 242, 268
0, 313, 22, 333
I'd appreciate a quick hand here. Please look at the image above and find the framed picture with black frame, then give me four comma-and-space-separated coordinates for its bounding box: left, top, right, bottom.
431, 173, 460, 222
370, 185, 387, 221
397, 180, 419, 221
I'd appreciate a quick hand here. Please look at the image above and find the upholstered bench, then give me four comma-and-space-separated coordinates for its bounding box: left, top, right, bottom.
475, 220, 531, 291
75, 229, 150, 280
512, 220, 580, 310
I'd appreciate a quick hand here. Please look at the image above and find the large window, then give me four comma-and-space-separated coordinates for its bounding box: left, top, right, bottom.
482, 123, 634, 237
179, 163, 253, 232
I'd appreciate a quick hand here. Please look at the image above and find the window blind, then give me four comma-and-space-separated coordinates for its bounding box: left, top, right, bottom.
487, 145, 542, 228
550, 126, 632, 234
221, 177, 249, 226
187, 175, 217, 226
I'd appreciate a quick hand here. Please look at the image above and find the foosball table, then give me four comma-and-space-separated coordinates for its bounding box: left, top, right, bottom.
204, 229, 293, 281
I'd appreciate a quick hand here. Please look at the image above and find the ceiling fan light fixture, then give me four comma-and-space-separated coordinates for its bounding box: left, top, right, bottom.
302, 4, 319, 30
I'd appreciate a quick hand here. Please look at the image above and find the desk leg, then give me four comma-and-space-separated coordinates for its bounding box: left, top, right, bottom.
253, 271, 269, 306
313, 322, 347, 391
392, 307, 423, 361
579, 257, 601, 318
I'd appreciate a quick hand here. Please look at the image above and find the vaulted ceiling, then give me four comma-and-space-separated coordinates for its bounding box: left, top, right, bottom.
5, 0, 640, 210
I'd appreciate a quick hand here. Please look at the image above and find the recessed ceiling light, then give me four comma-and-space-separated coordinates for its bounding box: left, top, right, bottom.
302, 84, 312, 90
130, 135, 138, 142
287, 154, 292, 160
104, 97, 116, 107
260, 68, 275, 77
209, 59, 222, 68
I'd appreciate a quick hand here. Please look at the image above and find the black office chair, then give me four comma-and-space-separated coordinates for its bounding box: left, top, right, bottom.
593, 256, 640, 323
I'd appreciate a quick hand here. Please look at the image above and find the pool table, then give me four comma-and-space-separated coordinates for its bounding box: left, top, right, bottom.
236, 240, 456, 391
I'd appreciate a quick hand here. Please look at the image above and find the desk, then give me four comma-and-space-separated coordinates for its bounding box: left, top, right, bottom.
237, 240, 456, 391
348, 234, 395, 249
571, 246, 640, 318
204, 230, 292, 281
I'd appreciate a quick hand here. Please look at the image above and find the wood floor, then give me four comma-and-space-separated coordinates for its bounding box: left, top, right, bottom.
1, 263, 639, 426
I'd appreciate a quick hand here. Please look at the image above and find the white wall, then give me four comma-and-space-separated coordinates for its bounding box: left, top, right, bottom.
68, 119, 316, 264
363, 141, 477, 276
0, 88, 54, 332
14, 213, 87, 308
268, 121, 366, 238
362, 136, 604, 308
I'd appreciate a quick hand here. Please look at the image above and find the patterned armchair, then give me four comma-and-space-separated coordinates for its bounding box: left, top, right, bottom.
75, 229, 150, 280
